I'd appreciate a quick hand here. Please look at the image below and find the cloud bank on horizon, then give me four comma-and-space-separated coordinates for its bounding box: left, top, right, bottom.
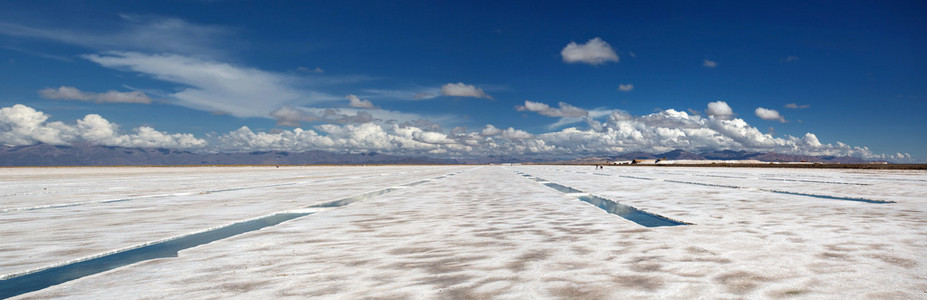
0, 102, 912, 162
0, 2, 922, 162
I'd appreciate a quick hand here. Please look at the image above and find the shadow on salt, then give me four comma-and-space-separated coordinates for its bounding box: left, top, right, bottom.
0, 212, 310, 299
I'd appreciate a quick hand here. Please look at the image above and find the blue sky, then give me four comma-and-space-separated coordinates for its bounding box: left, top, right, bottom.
0, 1, 924, 161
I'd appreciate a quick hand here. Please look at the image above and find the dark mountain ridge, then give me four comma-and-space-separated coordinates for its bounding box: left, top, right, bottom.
0, 143, 873, 166
0, 143, 459, 166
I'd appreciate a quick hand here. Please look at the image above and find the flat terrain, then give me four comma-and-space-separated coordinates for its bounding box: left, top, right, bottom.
1, 165, 925, 298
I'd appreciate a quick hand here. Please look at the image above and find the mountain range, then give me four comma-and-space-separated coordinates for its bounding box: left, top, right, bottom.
572, 149, 869, 164
0, 143, 460, 166
0, 143, 870, 166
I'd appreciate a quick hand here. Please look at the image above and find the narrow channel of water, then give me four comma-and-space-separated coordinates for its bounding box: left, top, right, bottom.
519, 173, 689, 228
0, 212, 310, 299
577, 195, 688, 227
543, 182, 584, 194
768, 190, 894, 204
308, 188, 399, 208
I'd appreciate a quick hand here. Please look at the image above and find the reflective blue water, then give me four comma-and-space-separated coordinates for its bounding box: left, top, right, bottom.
536, 181, 689, 227
543, 182, 583, 194
660, 180, 892, 203
577, 195, 688, 227
0, 212, 310, 299
309, 188, 398, 208
403, 180, 430, 187
769, 190, 894, 204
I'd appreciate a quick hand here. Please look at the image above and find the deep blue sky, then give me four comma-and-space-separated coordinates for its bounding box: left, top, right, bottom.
1, 1, 924, 161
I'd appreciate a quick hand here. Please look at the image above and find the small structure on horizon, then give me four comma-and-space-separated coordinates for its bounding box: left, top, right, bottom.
631, 159, 658, 165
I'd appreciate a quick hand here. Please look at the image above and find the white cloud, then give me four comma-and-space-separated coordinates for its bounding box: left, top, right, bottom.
440, 83, 493, 99
0, 104, 75, 145
502, 127, 533, 140
785, 103, 810, 109
481, 124, 502, 136
346, 94, 375, 109
706, 101, 734, 119
39, 86, 153, 104
703, 59, 718, 68
83, 51, 337, 118
516, 100, 588, 118
561, 37, 619, 66
0, 104, 914, 162
755, 107, 786, 122
0, 104, 205, 149
218, 104, 915, 161
618, 84, 634, 92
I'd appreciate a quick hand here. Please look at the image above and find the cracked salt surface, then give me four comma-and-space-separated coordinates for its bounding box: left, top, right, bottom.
2, 165, 926, 298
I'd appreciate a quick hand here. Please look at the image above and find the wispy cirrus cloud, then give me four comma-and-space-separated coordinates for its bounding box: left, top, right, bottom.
703, 59, 718, 68
0, 14, 231, 57
361, 87, 440, 100
38, 86, 153, 104
785, 103, 810, 109
83, 51, 339, 118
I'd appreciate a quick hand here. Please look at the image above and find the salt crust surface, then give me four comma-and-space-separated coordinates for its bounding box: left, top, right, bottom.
3, 165, 926, 299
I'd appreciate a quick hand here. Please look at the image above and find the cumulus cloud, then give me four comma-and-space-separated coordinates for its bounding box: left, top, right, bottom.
440, 83, 493, 99
706, 101, 735, 119
481, 124, 502, 136
785, 103, 810, 109
0, 104, 205, 148
755, 107, 786, 122
221, 105, 914, 162
38, 86, 153, 104
83, 51, 337, 118
1, 104, 913, 162
618, 84, 634, 92
561, 37, 619, 66
516, 100, 588, 118
346, 94, 375, 109
703, 59, 718, 68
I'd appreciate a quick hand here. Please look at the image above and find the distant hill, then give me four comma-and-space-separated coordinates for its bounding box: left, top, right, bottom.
0, 144, 873, 166
0, 143, 459, 166
581, 149, 870, 164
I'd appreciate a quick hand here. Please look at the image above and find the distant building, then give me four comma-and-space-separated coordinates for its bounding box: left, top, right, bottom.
631, 159, 658, 164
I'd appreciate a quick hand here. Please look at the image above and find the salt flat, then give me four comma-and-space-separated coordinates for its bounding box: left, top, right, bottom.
1, 165, 925, 299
